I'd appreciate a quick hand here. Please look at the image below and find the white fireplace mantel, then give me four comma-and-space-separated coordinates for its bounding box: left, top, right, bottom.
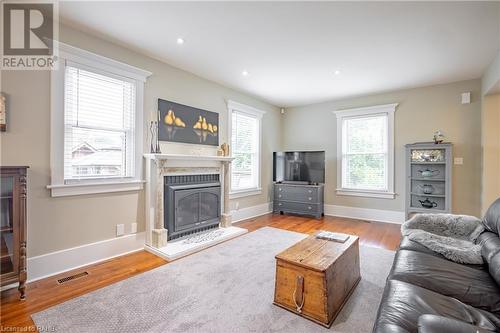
143, 153, 234, 248
144, 153, 234, 163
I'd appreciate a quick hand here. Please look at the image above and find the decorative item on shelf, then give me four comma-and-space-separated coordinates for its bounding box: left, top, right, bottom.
220, 143, 230, 156
149, 120, 157, 153
156, 110, 161, 153
411, 149, 445, 162
419, 198, 438, 209
433, 130, 445, 144
216, 148, 224, 156
156, 121, 161, 153
418, 169, 440, 178
420, 153, 435, 162
418, 184, 435, 194
149, 110, 161, 153
0, 93, 6, 132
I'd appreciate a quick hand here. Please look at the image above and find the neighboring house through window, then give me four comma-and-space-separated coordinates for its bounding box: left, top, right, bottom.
48, 43, 151, 197
334, 103, 397, 199
227, 100, 265, 198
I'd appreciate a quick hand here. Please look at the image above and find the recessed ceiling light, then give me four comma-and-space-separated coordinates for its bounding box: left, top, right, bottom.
242, 70, 249, 76
176, 37, 185, 45
334, 70, 341, 75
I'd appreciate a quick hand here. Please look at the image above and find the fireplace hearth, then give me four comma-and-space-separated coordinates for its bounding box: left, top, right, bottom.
164, 174, 221, 240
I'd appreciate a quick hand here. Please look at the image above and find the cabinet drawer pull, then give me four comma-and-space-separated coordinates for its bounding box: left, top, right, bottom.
308, 190, 312, 193
278, 194, 282, 198
279, 188, 282, 191
278, 203, 282, 206
308, 206, 312, 210
308, 197, 312, 201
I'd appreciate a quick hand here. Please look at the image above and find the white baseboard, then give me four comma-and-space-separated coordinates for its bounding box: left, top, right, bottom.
229, 202, 404, 224
324, 204, 405, 224
231, 202, 272, 223
25, 232, 145, 284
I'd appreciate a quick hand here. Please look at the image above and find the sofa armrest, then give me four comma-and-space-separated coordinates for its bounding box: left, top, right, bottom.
418, 314, 493, 333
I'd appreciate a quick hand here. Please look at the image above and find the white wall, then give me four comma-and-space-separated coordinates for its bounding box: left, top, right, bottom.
0, 23, 489, 264
282, 80, 482, 217
1, 24, 281, 258
481, 94, 500, 214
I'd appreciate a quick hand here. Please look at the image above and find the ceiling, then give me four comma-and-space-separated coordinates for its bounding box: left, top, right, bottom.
59, 2, 500, 107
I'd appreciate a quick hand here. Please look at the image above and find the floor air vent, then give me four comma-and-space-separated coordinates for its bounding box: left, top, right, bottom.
57, 271, 89, 284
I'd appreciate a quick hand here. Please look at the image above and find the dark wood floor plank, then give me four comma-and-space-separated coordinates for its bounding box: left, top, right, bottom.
1, 213, 401, 331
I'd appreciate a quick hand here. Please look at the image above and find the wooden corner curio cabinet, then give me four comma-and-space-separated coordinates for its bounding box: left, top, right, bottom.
0, 166, 28, 299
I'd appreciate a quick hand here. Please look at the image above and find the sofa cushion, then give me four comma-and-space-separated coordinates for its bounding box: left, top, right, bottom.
399, 236, 485, 270
372, 280, 500, 333
388, 250, 500, 315
417, 314, 495, 333
483, 198, 500, 235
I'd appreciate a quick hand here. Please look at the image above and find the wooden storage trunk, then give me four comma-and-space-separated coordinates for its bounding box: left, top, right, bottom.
273, 234, 360, 327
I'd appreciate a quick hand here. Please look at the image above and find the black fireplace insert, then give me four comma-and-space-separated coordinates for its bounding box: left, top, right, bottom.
164, 174, 221, 240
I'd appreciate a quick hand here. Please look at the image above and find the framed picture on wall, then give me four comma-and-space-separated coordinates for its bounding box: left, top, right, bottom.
0, 93, 6, 132
157, 99, 219, 146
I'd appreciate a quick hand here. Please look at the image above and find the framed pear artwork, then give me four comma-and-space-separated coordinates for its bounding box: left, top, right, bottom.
157, 99, 219, 146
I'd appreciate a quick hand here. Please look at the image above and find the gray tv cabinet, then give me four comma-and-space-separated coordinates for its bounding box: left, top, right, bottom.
273, 183, 324, 218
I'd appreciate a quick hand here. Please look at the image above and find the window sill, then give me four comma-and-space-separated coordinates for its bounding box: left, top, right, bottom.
229, 188, 262, 199
336, 188, 396, 199
47, 180, 145, 197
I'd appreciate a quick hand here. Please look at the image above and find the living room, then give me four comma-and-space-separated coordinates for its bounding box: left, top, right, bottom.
1, 1, 500, 332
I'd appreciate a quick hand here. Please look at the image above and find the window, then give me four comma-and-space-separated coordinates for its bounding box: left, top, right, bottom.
334, 103, 397, 199
227, 100, 265, 197
64, 65, 135, 181
48, 43, 151, 197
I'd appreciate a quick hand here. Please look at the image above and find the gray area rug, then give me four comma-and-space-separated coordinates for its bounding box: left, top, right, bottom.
32, 227, 395, 333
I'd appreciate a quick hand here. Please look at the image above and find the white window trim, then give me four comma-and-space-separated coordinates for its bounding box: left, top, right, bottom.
333, 103, 398, 199
227, 100, 266, 199
48, 42, 152, 197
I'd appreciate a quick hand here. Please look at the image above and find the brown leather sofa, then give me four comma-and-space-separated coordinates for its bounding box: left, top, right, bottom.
373, 198, 500, 333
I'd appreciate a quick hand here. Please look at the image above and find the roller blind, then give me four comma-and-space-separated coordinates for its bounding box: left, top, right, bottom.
63, 63, 136, 181
342, 114, 388, 190
231, 111, 259, 191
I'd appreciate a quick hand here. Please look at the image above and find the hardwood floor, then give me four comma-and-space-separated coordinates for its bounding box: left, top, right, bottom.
237, 213, 401, 250
1, 213, 401, 332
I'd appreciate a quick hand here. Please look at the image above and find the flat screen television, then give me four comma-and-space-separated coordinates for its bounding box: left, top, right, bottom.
273, 151, 325, 184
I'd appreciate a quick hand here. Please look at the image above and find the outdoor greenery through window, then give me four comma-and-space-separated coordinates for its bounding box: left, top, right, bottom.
63, 64, 136, 181
342, 114, 388, 191
231, 111, 259, 192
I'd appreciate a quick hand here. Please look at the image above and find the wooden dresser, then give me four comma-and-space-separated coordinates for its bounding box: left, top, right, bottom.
1, 166, 28, 299
273, 183, 324, 218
